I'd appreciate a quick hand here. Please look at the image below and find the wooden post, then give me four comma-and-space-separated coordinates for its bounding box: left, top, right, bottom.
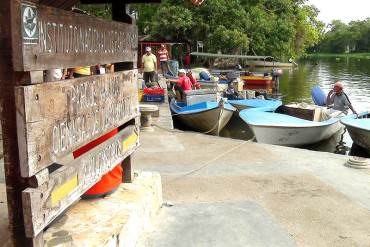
0, 1, 36, 246
122, 156, 132, 183
113, 1, 133, 183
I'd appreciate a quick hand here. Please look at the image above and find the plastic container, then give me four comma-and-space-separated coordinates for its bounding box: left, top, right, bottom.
143, 94, 165, 102
143, 88, 165, 95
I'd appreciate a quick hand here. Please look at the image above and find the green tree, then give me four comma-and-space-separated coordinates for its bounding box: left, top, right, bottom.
150, 5, 194, 41
316, 18, 370, 53
75, 3, 112, 20
79, 0, 325, 60
207, 26, 249, 54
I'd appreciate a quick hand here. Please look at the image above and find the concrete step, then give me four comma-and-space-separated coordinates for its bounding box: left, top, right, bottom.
43, 171, 163, 247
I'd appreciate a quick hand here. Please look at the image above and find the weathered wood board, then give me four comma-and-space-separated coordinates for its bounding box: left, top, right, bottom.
16, 70, 139, 177
22, 125, 140, 237
14, 1, 138, 71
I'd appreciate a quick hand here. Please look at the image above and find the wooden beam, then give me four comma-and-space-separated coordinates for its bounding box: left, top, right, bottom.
13, 2, 138, 71
22, 125, 140, 237
15, 70, 139, 177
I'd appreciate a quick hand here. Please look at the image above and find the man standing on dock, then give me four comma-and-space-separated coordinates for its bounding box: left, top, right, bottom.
326, 81, 357, 115
142, 47, 157, 87
158, 44, 169, 75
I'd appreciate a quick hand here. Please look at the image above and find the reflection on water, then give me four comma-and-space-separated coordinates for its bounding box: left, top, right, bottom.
223, 57, 370, 157
280, 58, 370, 111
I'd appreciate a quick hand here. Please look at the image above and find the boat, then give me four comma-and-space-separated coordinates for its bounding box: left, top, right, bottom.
239, 105, 343, 147
170, 99, 236, 135
340, 111, 370, 154
240, 72, 273, 86
227, 98, 282, 111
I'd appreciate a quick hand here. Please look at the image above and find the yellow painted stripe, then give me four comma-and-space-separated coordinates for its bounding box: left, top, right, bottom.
51, 176, 78, 207
122, 133, 138, 150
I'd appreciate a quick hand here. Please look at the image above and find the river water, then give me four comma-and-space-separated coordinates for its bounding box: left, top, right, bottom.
222, 57, 370, 157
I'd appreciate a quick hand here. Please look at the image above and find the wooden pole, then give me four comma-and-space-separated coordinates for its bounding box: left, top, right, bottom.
0, 1, 40, 246
112, 1, 134, 183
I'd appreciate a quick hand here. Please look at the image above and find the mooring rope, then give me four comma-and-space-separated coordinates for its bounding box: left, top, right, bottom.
168, 140, 248, 182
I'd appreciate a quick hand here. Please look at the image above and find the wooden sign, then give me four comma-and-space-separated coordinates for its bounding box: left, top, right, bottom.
22, 125, 140, 237
16, 70, 139, 177
14, 2, 138, 71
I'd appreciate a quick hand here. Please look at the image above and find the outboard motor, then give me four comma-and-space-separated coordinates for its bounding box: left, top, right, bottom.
271, 68, 283, 94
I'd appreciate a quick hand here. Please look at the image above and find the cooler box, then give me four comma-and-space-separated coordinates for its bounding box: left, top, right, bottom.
185, 89, 218, 105
143, 94, 165, 103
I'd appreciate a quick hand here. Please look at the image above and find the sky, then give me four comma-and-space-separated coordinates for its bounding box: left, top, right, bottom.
308, 0, 370, 24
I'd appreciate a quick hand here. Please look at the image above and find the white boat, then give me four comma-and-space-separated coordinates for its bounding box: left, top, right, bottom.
227, 99, 282, 111
170, 99, 236, 135
341, 111, 370, 154
239, 106, 343, 147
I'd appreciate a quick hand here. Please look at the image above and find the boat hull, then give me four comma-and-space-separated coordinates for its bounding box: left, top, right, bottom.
249, 122, 343, 147
171, 102, 235, 135
340, 112, 370, 154
346, 126, 370, 153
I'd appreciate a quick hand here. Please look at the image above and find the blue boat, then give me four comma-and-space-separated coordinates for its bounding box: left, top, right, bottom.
227, 99, 282, 111
170, 99, 236, 135
341, 111, 370, 154
239, 106, 342, 147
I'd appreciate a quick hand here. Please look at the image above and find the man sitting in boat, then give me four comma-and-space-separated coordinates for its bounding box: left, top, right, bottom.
167, 69, 193, 101
326, 81, 357, 115
186, 70, 201, 89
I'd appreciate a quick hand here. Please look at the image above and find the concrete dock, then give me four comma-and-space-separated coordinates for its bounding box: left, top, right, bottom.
134, 127, 370, 247
2, 88, 370, 246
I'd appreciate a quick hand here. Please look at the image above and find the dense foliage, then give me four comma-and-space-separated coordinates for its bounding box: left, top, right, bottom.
132, 0, 324, 60
76, 3, 112, 20
314, 19, 370, 54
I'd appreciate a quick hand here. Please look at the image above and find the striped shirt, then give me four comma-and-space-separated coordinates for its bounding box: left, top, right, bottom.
158, 48, 168, 62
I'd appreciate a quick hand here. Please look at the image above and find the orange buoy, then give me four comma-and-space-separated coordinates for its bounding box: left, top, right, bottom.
73, 128, 123, 199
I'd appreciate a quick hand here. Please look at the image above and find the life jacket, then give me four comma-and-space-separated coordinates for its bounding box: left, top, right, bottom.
73, 128, 123, 199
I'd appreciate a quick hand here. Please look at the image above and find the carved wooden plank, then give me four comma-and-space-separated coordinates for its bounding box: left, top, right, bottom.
22, 125, 140, 237
14, 1, 138, 71
16, 70, 139, 177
